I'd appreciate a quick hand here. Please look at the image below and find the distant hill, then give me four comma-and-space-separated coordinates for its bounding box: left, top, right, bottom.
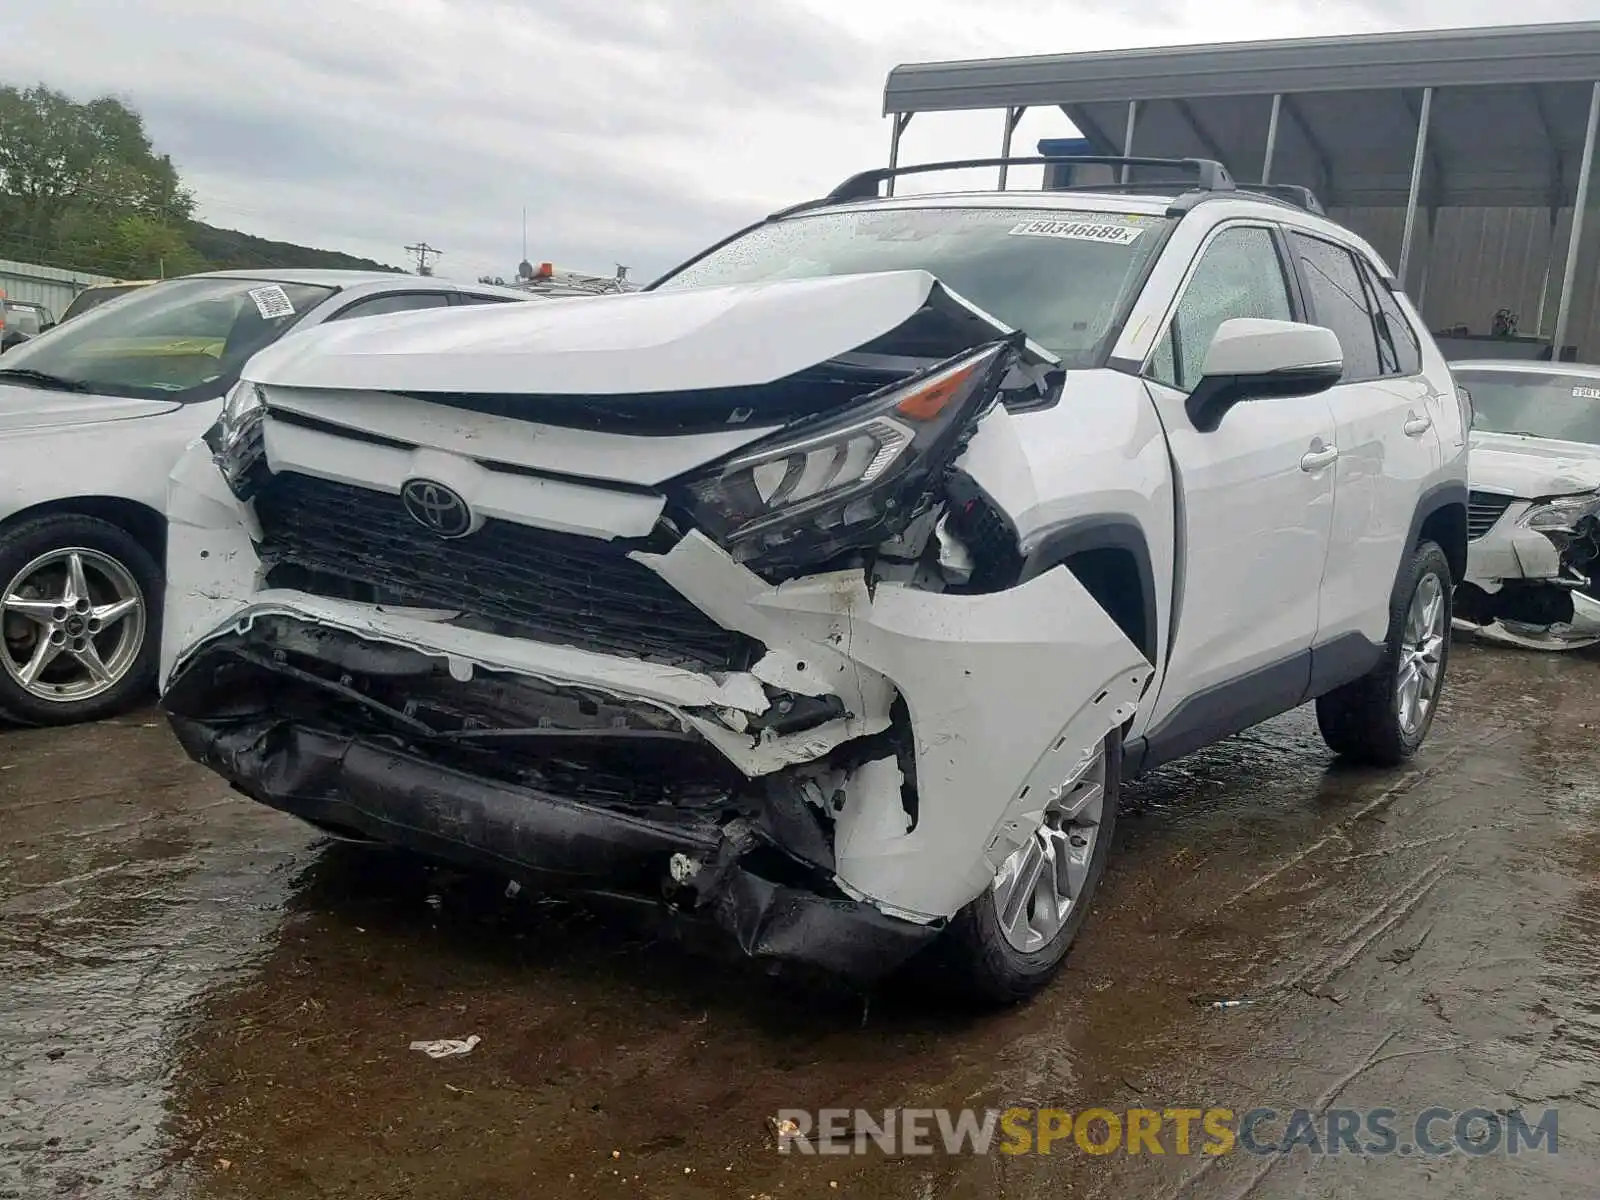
183, 220, 404, 274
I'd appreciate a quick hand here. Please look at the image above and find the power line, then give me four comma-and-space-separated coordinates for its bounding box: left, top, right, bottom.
404, 242, 442, 276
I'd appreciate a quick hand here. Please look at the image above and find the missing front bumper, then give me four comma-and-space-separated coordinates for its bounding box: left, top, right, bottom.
166, 709, 939, 980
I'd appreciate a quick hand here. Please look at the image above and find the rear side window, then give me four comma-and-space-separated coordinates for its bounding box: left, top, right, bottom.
1360, 261, 1423, 377
456, 293, 522, 306
1288, 233, 1382, 383
1148, 225, 1294, 393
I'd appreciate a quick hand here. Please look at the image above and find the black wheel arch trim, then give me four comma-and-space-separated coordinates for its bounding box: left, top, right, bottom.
1019, 515, 1160, 666
1405, 480, 1469, 585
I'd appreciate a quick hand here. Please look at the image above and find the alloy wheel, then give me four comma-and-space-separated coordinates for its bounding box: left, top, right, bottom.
1, 547, 147, 703
991, 740, 1108, 953
1397, 571, 1446, 736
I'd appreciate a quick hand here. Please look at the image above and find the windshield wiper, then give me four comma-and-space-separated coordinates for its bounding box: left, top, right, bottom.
0, 368, 92, 393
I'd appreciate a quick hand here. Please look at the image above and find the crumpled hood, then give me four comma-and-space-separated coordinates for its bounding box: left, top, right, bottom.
242, 270, 1054, 396
1470, 431, 1600, 499
0, 384, 180, 435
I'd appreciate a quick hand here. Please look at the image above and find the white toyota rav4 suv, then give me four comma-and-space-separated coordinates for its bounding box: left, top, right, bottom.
159, 157, 1469, 1001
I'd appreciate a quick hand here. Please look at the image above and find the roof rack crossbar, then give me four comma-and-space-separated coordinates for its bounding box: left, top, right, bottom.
826, 155, 1235, 202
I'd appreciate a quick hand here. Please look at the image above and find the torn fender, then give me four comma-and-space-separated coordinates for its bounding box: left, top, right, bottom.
754, 567, 1152, 921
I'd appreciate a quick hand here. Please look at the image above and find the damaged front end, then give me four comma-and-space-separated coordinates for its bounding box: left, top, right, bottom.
160, 272, 1150, 979
1457, 488, 1600, 651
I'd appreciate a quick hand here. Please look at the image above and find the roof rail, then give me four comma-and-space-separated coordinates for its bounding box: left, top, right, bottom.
1235, 183, 1326, 215
826, 155, 1235, 202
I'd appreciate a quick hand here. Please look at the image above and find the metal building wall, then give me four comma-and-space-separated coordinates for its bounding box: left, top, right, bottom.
1307, 204, 1600, 361
0, 259, 115, 320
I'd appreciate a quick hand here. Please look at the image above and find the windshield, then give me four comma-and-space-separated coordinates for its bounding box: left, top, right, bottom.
0, 277, 335, 401
653, 206, 1169, 366
1457, 368, 1600, 445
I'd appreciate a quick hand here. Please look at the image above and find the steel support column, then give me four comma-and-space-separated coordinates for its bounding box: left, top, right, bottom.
998, 105, 1028, 189
886, 112, 913, 196
1398, 87, 1433, 288
1554, 81, 1600, 359
1535, 208, 1559, 336
1261, 94, 1282, 184
1120, 100, 1139, 183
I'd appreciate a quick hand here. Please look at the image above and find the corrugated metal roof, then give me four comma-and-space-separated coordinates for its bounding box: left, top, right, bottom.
883, 21, 1600, 113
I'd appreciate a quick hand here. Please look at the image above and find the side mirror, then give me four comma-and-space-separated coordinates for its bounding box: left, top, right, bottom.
1186, 318, 1344, 432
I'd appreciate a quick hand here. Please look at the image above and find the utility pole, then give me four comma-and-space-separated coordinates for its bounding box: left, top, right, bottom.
405, 242, 442, 276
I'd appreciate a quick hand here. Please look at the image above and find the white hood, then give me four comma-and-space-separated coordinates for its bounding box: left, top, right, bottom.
0, 385, 179, 435
241, 270, 1047, 396
1470, 431, 1600, 499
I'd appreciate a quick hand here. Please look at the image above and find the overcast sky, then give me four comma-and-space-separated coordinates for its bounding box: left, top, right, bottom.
3, 1, 1592, 281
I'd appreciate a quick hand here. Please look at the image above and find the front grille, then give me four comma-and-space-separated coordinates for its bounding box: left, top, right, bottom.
1467, 491, 1514, 541
252, 471, 759, 671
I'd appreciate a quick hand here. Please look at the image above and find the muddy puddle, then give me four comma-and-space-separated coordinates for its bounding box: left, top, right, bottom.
3, 641, 1600, 1198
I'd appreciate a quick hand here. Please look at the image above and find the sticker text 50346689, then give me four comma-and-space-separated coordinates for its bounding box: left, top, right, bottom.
1008, 219, 1145, 245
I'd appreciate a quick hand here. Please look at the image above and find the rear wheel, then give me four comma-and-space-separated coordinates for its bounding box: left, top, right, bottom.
1316, 540, 1451, 766
0, 514, 161, 726
943, 731, 1121, 1004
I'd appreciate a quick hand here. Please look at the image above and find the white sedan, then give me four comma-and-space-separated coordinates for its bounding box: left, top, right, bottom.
0, 270, 535, 725
1454, 359, 1600, 649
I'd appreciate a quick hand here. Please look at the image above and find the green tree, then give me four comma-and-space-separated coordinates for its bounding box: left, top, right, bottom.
0, 84, 194, 271
54, 210, 205, 278
0, 81, 401, 277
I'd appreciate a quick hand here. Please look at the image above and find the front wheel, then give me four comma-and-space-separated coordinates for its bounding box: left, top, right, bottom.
942, 730, 1121, 1004
1316, 540, 1452, 766
0, 514, 161, 727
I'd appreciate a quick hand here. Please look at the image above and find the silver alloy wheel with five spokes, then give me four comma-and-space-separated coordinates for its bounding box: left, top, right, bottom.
1397, 571, 1446, 737
1, 548, 146, 703
991, 741, 1108, 953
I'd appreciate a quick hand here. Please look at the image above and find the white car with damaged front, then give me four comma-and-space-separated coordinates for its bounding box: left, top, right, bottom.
1453, 360, 1600, 650
159, 163, 1468, 1001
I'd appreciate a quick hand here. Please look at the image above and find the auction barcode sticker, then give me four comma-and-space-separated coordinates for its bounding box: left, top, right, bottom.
1574, 385, 1600, 400
1008, 219, 1145, 245
247, 284, 297, 320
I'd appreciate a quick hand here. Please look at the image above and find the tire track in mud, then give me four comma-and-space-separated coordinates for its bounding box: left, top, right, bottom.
1227, 724, 1514, 905
1267, 854, 1454, 993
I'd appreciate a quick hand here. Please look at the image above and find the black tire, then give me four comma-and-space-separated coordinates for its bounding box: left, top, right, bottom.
941, 730, 1122, 1005
1316, 539, 1452, 767
0, 513, 162, 727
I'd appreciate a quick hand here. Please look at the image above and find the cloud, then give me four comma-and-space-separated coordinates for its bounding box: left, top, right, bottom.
2, 0, 1594, 282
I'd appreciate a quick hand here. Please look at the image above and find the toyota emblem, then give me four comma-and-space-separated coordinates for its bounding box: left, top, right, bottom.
401, 479, 473, 538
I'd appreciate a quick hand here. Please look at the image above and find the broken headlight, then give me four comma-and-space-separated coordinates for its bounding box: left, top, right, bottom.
1520, 490, 1600, 533
675, 339, 1017, 571
206, 380, 269, 499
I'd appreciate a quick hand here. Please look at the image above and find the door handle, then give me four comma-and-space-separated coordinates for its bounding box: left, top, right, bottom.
1300, 444, 1339, 472
1403, 411, 1433, 437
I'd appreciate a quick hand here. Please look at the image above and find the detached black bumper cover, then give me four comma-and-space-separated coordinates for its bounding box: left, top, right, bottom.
165, 714, 938, 980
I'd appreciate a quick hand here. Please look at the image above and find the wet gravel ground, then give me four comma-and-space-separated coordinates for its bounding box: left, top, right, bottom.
4, 639, 1600, 1198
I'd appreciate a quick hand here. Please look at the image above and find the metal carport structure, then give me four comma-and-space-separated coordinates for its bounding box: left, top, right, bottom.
882, 22, 1600, 361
